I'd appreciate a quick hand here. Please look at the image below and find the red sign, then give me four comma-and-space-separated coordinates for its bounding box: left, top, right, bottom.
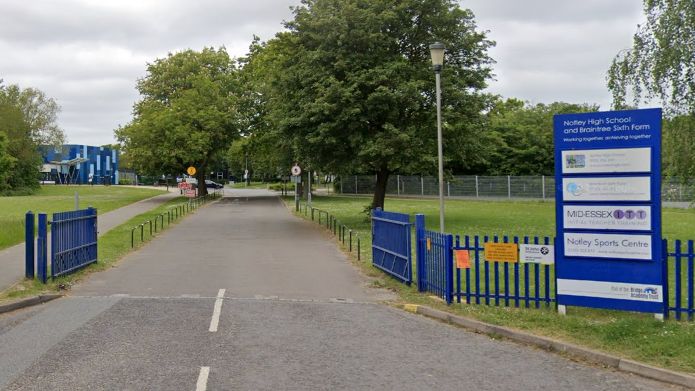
454, 250, 471, 269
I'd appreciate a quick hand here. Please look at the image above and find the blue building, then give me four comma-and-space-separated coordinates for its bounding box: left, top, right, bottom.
41, 144, 119, 185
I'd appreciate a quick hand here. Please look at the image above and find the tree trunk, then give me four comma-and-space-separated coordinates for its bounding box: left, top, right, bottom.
196, 167, 208, 196
371, 167, 389, 210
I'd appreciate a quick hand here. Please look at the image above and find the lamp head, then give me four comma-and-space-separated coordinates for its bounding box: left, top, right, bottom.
429, 42, 445, 72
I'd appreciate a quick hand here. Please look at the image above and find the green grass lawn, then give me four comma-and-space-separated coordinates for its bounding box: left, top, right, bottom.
286, 194, 695, 374
0, 185, 165, 250
299, 195, 695, 240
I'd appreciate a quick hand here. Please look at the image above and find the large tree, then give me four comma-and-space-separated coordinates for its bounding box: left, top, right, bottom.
116, 48, 240, 195
607, 0, 694, 114
0, 81, 63, 194
257, 0, 494, 209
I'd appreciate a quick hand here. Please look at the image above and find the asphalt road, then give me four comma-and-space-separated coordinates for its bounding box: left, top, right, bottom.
0, 189, 682, 390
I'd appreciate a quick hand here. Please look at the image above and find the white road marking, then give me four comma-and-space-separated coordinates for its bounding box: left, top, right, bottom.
196, 366, 210, 391
208, 289, 225, 332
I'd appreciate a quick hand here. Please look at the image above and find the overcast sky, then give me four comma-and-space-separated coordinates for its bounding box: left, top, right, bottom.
0, 0, 644, 146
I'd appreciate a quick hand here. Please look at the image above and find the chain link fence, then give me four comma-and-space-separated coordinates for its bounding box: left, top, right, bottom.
339, 175, 695, 202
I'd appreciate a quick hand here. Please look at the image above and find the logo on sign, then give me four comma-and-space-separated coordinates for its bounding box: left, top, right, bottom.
566, 182, 584, 196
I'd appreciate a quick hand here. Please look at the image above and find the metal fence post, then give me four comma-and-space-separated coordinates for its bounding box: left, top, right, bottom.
507, 175, 511, 198
447, 181, 450, 197
37, 213, 48, 284
475, 176, 479, 198
421, 176, 424, 196
355, 176, 358, 194
445, 233, 454, 304
542, 175, 546, 199
25, 211, 35, 279
397, 175, 400, 196
349, 230, 353, 252
415, 214, 425, 292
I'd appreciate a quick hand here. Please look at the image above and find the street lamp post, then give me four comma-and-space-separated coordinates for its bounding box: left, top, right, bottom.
430, 42, 446, 233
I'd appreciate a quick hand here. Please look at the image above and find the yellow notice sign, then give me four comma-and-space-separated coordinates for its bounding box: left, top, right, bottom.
484, 242, 518, 263
187, 166, 196, 176
454, 250, 471, 269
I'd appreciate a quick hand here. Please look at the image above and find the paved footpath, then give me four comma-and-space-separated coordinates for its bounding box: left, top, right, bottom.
0, 188, 179, 293
0, 189, 683, 390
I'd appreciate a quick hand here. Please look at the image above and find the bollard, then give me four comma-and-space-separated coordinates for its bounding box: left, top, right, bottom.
148, 220, 152, 236
25, 211, 35, 279
140, 224, 144, 241
357, 237, 361, 261
311, 208, 315, 221
131, 227, 136, 247
349, 230, 353, 252
154, 217, 158, 233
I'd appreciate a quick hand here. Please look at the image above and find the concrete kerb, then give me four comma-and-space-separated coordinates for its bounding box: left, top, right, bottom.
0, 294, 62, 315
406, 304, 695, 389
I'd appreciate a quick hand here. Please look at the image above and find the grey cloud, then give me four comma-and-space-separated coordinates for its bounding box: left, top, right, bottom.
0, 0, 644, 146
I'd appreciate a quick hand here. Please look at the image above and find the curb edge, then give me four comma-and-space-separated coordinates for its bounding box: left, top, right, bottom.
409, 304, 695, 389
0, 294, 63, 315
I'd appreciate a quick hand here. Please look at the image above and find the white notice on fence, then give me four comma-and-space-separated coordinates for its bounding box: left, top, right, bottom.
561, 147, 651, 174
519, 244, 554, 264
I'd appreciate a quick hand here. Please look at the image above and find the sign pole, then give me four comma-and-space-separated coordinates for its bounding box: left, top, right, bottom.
307, 169, 312, 207
295, 182, 299, 211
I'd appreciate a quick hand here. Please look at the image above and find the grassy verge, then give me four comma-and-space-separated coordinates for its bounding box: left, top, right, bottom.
284, 194, 695, 375
0, 185, 165, 250
0, 196, 213, 302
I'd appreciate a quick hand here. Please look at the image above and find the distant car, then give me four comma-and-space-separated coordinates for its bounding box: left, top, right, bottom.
205, 180, 224, 189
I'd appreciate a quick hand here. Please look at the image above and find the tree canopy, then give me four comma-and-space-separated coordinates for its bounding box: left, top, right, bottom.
607, 0, 694, 114
0, 81, 64, 194
248, 0, 495, 208
479, 99, 599, 176
116, 47, 241, 194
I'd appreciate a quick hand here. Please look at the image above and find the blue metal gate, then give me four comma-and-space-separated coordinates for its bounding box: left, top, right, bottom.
415, 214, 454, 303
51, 208, 98, 278
371, 208, 412, 284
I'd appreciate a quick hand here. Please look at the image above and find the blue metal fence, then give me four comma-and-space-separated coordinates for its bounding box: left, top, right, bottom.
407, 214, 692, 319
415, 214, 454, 303
371, 208, 412, 284
26, 208, 98, 282
453, 235, 554, 308
665, 239, 695, 321
51, 208, 98, 277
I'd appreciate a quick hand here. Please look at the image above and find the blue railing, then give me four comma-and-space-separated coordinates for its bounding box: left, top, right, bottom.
416, 214, 454, 303
453, 235, 554, 308
51, 208, 98, 278
665, 239, 695, 321
25, 208, 98, 282
395, 213, 694, 320
371, 208, 413, 284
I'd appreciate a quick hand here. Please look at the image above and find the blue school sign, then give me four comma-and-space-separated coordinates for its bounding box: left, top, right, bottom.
554, 108, 664, 314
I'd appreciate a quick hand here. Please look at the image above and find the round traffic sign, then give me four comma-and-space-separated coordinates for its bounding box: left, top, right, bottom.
291, 165, 301, 176
187, 166, 196, 176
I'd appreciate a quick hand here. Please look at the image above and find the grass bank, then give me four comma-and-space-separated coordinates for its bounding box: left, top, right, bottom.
0, 185, 165, 250
285, 195, 695, 375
